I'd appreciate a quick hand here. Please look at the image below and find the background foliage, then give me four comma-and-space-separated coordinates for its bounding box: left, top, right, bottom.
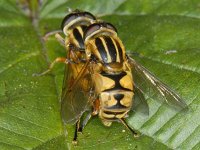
0, 0, 200, 149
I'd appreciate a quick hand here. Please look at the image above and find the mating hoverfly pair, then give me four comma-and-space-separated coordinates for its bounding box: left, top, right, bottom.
39, 10, 187, 143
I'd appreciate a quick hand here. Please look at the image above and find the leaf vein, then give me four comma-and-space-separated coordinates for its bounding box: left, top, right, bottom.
3, 112, 58, 134
141, 55, 200, 75
0, 141, 26, 150
0, 126, 44, 142
0, 51, 40, 75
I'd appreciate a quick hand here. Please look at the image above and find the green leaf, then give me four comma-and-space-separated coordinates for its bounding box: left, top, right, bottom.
0, 0, 200, 149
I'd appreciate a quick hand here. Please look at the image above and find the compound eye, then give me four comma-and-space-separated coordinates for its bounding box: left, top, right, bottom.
84, 23, 100, 39
61, 13, 77, 31
83, 12, 96, 20
84, 22, 118, 40
105, 23, 118, 33
61, 11, 96, 32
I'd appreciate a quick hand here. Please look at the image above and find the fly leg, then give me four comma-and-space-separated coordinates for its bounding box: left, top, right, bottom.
33, 57, 69, 76
78, 113, 92, 133
33, 30, 67, 76
43, 30, 65, 47
72, 112, 92, 145
119, 118, 140, 138
55, 33, 65, 46
77, 99, 99, 133
72, 119, 81, 145
77, 99, 98, 132
43, 30, 62, 41
72, 98, 98, 144
77, 93, 98, 133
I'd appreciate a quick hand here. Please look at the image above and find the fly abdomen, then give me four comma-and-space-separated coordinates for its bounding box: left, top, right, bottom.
92, 70, 134, 124
101, 71, 133, 92
99, 90, 134, 125
101, 110, 128, 121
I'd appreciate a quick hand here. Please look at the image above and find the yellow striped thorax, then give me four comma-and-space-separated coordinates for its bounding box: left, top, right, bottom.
84, 22, 127, 70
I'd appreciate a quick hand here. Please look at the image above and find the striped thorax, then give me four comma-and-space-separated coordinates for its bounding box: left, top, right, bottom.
84, 22, 126, 65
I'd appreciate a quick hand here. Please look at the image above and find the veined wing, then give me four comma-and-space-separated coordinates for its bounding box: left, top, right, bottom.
61, 62, 94, 124
132, 84, 149, 115
128, 57, 187, 110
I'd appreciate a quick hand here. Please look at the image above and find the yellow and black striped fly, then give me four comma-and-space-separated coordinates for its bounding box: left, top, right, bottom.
38, 10, 187, 144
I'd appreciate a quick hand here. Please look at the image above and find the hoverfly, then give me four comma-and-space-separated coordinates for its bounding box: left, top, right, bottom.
38, 10, 187, 144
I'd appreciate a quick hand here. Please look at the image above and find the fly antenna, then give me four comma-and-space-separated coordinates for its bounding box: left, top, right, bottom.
67, 7, 73, 13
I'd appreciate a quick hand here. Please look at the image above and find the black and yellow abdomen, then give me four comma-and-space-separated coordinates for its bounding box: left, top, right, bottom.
92, 70, 134, 126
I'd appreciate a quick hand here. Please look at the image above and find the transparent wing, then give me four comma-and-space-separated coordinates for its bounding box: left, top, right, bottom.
128, 57, 187, 110
132, 84, 149, 115
61, 63, 93, 124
